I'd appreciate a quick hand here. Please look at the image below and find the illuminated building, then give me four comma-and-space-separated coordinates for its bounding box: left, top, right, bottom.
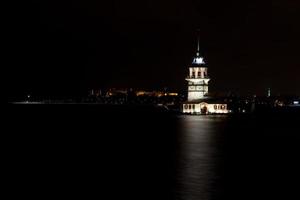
185, 39, 210, 100
182, 37, 228, 114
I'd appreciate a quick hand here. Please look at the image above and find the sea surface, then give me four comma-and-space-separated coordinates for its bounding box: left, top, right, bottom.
6, 104, 300, 199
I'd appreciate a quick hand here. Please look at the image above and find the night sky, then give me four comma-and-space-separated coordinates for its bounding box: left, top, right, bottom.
8, 0, 300, 99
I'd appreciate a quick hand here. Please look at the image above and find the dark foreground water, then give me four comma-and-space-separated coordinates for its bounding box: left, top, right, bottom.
6, 104, 300, 199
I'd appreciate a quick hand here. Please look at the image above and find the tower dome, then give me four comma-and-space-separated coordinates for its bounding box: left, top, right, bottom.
192, 36, 205, 65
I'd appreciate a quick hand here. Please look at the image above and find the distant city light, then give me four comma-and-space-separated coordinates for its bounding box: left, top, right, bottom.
168, 93, 178, 96
293, 101, 299, 105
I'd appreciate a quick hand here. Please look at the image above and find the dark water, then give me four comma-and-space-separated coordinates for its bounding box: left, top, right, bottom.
6, 104, 300, 199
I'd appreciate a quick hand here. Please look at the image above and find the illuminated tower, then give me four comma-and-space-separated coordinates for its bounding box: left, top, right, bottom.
186, 38, 210, 101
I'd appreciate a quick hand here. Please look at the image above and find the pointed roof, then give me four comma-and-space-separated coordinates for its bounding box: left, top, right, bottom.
196, 35, 200, 57
192, 31, 205, 65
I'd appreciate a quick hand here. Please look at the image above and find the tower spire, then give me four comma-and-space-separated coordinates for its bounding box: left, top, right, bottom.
192, 29, 205, 65
196, 29, 200, 57
196, 34, 200, 57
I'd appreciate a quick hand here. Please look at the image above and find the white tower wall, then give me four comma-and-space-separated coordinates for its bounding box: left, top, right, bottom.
186, 67, 210, 101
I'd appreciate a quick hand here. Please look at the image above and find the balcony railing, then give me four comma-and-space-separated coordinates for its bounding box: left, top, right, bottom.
186, 76, 209, 79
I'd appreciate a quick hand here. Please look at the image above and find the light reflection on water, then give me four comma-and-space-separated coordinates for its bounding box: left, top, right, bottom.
175, 115, 227, 200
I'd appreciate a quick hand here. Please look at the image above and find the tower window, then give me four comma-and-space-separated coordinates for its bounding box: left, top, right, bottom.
192, 72, 195, 78
203, 72, 206, 77
198, 71, 201, 77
